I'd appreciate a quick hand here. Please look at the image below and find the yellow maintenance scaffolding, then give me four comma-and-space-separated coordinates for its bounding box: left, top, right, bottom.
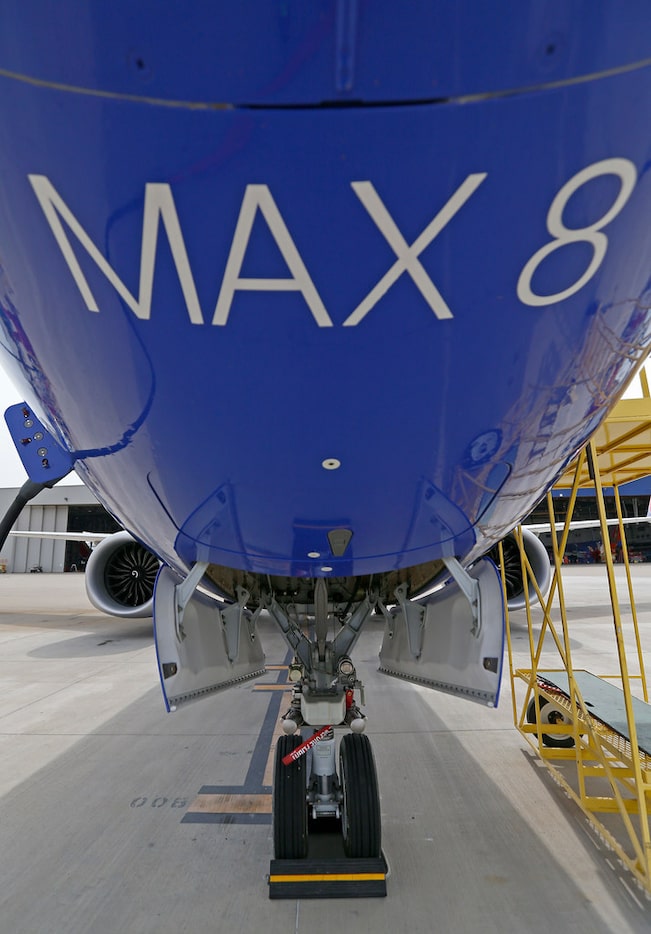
503, 371, 651, 895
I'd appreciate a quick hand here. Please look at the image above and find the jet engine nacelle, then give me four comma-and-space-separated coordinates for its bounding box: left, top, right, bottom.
85, 531, 160, 618
489, 528, 551, 611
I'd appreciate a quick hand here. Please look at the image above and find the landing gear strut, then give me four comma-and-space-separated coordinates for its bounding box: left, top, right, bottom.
266, 581, 386, 896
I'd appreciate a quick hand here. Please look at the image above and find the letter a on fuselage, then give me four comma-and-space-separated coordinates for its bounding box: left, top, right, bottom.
212, 184, 332, 327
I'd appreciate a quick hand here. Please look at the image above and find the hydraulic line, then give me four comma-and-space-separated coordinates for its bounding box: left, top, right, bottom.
0, 477, 68, 552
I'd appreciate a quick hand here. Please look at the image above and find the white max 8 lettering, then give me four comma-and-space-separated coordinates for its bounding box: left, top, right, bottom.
29, 158, 637, 327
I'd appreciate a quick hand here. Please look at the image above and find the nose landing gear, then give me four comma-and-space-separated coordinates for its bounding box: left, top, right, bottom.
272, 724, 382, 860
266, 582, 387, 897
269, 724, 387, 898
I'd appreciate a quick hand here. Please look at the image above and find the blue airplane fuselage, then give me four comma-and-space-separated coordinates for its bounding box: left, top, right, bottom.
1, 4, 650, 582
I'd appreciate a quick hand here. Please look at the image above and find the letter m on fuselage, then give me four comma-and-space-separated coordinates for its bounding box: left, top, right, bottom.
28, 176, 204, 324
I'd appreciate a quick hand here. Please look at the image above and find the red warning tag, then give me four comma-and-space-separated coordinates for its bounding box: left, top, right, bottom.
282, 725, 332, 765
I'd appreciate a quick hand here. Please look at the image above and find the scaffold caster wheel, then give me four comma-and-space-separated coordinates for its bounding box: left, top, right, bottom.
339, 733, 381, 858
526, 696, 575, 748
273, 734, 308, 859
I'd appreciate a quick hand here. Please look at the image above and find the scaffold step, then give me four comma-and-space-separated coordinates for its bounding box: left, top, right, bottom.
537, 670, 651, 755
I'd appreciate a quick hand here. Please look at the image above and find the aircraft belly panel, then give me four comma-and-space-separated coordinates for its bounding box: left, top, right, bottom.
0, 4, 648, 105
0, 8, 650, 579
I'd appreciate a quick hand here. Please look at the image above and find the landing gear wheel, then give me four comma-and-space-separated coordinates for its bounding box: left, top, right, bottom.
526, 696, 575, 748
339, 733, 381, 858
273, 734, 308, 859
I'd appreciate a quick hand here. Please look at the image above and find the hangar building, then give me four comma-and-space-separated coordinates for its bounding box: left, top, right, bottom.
0, 484, 119, 573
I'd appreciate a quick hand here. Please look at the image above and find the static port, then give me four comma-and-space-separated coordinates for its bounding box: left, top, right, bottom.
322, 458, 341, 470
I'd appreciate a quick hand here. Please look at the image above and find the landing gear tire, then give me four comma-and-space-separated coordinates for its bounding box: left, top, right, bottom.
526, 696, 575, 748
273, 734, 308, 859
339, 733, 381, 858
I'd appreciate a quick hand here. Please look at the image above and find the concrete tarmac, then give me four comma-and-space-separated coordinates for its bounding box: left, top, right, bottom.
1, 568, 651, 933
